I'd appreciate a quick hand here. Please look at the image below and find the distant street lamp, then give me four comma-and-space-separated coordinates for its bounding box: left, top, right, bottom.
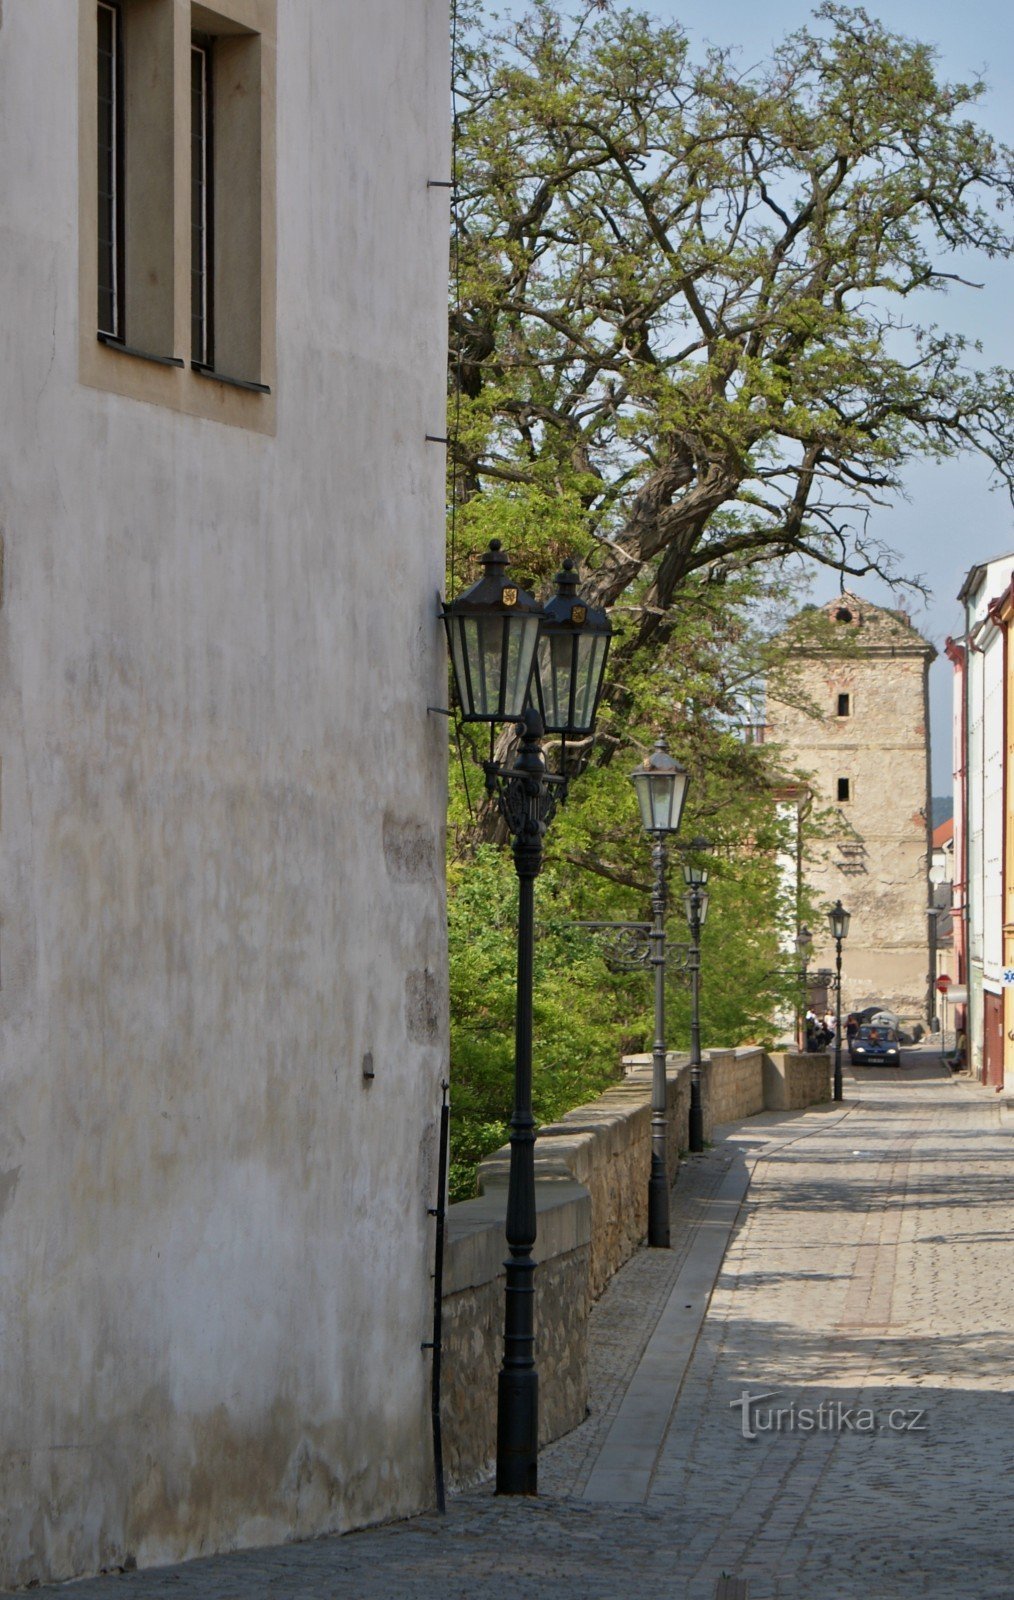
827, 900, 851, 1101
629, 739, 690, 1248
684, 862, 710, 1152
442, 541, 611, 1497
796, 924, 813, 1050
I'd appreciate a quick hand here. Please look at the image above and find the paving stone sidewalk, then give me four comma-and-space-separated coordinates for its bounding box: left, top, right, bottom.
39, 1055, 1014, 1600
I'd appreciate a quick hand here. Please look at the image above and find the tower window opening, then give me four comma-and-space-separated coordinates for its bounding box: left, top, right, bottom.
837, 777, 851, 803
837, 692, 851, 717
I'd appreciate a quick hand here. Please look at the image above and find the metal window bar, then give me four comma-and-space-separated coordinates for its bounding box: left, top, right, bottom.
191, 39, 213, 367
97, 1, 123, 338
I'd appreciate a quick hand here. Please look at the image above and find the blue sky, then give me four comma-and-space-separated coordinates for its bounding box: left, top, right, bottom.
631, 0, 1014, 791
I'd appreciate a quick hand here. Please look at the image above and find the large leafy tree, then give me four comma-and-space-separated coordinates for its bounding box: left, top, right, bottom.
451, 0, 1014, 646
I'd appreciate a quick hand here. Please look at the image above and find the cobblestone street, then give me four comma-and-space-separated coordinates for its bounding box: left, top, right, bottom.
43, 1053, 1014, 1600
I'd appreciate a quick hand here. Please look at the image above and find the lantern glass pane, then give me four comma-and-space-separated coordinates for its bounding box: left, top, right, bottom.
667, 768, 689, 833
698, 892, 710, 926
572, 632, 606, 733
502, 612, 541, 718
648, 772, 675, 831
537, 632, 575, 732
631, 771, 654, 832
454, 615, 501, 718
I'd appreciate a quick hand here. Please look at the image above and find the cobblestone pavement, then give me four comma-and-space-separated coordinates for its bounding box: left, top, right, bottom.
41, 1055, 1014, 1600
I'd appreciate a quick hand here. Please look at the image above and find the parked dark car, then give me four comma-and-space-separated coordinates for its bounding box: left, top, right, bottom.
849, 1025, 901, 1066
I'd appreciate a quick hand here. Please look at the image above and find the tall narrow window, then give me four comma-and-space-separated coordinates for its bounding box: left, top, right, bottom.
837, 692, 851, 717
97, 1, 123, 338
837, 777, 851, 803
191, 37, 213, 366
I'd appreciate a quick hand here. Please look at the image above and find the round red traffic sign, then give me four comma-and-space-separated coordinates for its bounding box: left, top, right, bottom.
936, 974, 952, 993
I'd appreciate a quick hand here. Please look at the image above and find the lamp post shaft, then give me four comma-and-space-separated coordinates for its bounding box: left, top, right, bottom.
833, 942, 843, 1102
798, 956, 808, 1052
648, 838, 670, 1248
496, 716, 544, 1496
688, 894, 704, 1153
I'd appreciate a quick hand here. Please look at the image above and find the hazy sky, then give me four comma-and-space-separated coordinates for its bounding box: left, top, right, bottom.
626, 0, 1014, 792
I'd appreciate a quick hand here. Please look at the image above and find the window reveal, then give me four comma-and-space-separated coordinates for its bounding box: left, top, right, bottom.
97, 2, 123, 338
191, 38, 213, 366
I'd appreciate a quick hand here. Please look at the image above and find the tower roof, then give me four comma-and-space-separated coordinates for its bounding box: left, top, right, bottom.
779, 591, 936, 660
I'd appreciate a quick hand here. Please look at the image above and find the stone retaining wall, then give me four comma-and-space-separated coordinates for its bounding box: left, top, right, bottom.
440, 1046, 827, 1486
763, 1049, 833, 1110
707, 1046, 766, 1125
440, 1178, 591, 1488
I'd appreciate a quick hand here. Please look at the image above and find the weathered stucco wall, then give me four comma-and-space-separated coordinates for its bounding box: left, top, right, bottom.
442, 1047, 827, 1483
767, 595, 934, 1021
0, 1, 449, 1585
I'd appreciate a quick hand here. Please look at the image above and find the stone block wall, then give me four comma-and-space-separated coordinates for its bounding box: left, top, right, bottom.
763, 1050, 832, 1110
440, 1180, 591, 1489
706, 1047, 766, 1125
440, 1045, 821, 1485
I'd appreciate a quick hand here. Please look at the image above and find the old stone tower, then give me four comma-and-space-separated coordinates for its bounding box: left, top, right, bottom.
766, 594, 935, 1022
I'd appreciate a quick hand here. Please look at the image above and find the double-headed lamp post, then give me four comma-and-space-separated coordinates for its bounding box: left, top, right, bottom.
442, 541, 611, 1496
629, 740, 690, 1248
684, 863, 710, 1152
827, 900, 851, 1101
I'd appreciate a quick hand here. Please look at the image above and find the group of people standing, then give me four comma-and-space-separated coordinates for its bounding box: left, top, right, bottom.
804, 1009, 836, 1051
805, 1010, 864, 1052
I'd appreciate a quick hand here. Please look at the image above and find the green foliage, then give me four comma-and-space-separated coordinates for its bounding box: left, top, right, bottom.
447, 845, 643, 1198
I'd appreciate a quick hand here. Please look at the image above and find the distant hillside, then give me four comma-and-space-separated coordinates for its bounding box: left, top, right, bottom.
931, 795, 953, 829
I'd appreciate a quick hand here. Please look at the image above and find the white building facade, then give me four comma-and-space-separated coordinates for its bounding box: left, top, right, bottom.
956, 554, 1014, 1083
0, 1, 449, 1584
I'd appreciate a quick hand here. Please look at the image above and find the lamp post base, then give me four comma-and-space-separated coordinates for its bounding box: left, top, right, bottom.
688, 1063, 704, 1153
496, 1368, 539, 1495
688, 1099, 704, 1153
648, 1159, 670, 1248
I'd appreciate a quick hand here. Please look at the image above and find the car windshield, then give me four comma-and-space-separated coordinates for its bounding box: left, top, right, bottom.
857, 1027, 898, 1042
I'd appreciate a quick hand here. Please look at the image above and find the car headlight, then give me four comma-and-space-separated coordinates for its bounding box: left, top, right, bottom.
854, 1047, 865, 1053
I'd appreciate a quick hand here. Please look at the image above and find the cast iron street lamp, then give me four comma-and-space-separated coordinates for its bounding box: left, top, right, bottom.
684, 862, 710, 1151
443, 541, 611, 1496
629, 739, 690, 1248
827, 900, 851, 1101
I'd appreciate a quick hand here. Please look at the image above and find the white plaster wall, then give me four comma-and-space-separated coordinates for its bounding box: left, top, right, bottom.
967, 641, 984, 969
962, 556, 1014, 1075
982, 626, 1004, 987
0, 0, 450, 1584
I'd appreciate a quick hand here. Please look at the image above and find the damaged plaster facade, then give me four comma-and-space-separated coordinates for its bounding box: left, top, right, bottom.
766, 595, 935, 1022
0, 0, 449, 1585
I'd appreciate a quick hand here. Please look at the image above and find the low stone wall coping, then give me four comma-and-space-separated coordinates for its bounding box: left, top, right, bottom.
444, 1178, 590, 1297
